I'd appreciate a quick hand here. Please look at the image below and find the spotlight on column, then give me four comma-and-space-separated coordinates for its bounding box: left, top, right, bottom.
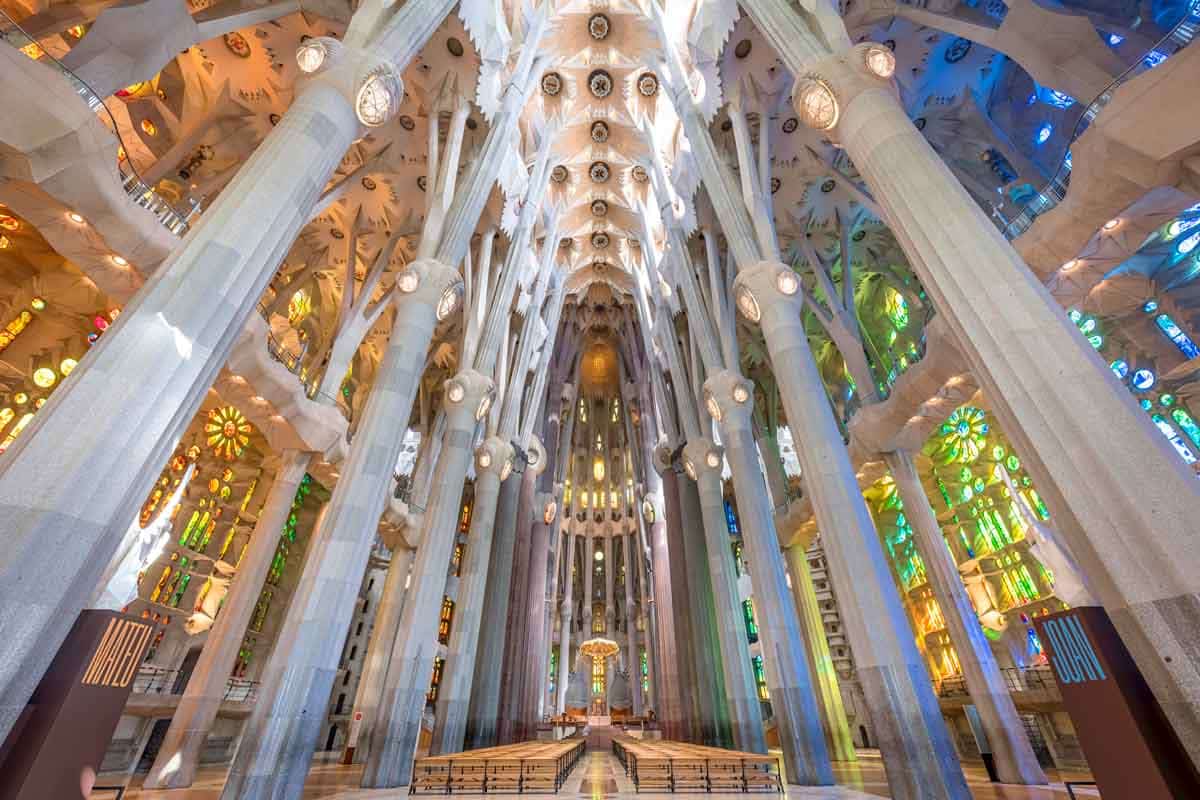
735, 285, 760, 322
476, 386, 496, 421
682, 457, 697, 481
732, 384, 750, 404
543, 500, 557, 524
397, 269, 419, 293
355, 67, 402, 127
436, 283, 463, 321
500, 457, 513, 481
704, 391, 722, 422
641, 497, 656, 523
776, 270, 800, 296
704, 450, 721, 470
794, 77, 839, 130
862, 44, 896, 79
446, 379, 466, 404
476, 449, 493, 470
296, 40, 328, 73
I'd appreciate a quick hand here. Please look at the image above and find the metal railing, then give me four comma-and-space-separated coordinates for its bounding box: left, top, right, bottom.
936, 665, 1059, 698
254, 301, 346, 409
131, 665, 259, 703
1001, 15, 1199, 240
0, 10, 196, 236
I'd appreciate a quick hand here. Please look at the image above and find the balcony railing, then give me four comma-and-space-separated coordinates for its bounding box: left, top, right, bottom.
1001, 15, 1199, 240
936, 665, 1059, 698
131, 665, 260, 703
0, 10, 197, 236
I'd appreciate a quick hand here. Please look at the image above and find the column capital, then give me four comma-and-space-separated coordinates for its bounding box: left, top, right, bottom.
397, 258, 464, 320
791, 43, 897, 137
443, 368, 495, 424
475, 436, 515, 480
730, 261, 803, 323
702, 370, 755, 429
298, 39, 405, 129
651, 438, 675, 477
681, 438, 724, 482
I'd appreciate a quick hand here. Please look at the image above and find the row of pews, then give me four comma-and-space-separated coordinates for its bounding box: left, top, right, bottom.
611, 735, 783, 793
409, 739, 587, 794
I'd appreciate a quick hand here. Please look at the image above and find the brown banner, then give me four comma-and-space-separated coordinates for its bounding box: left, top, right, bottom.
0, 610, 157, 799
1033, 606, 1200, 799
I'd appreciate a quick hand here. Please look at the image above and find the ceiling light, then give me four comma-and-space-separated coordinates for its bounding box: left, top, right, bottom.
705, 451, 721, 469
863, 45, 896, 79
776, 270, 800, 295
733, 384, 750, 403
111, 255, 128, 266
397, 270, 419, 293
67, 212, 85, 224
1102, 218, 1122, 232
794, 77, 839, 130
296, 40, 327, 73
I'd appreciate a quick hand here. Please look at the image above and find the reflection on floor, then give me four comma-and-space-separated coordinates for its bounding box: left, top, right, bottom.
108, 749, 1098, 799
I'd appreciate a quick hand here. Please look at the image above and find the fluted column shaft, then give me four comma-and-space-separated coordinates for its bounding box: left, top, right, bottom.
496, 467, 537, 741
519, 491, 555, 735
430, 437, 512, 753
646, 477, 684, 738
886, 450, 1046, 783
676, 473, 728, 745
685, 442, 766, 753
782, 543, 857, 762
662, 470, 702, 740
705, 374, 833, 784
623, 533, 643, 717
556, 533, 578, 713
144, 450, 312, 788
362, 370, 493, 788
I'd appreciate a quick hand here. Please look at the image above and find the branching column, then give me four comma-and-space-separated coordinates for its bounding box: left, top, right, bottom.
623, 532, 643, 717
362, 369, 494, 787
556, 532, 579, 713
430, 436, 514, 753
683, 440, 766, 753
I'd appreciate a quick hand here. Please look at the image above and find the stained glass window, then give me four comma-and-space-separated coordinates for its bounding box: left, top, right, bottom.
751, 655, 769, 700
1154, 314, 1200, 359
742, 599, 759, 643
438, 597, 455, 644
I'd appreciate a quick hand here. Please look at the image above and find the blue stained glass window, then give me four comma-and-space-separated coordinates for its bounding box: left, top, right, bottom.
1144, 50, 1168, 68
1153, 414, 1198, 463
1110, 359, 1129, 379
1171, 409, 1200, 448
1132, 369, 1157, 391
724, 500, 740, 535
1155, 314, 1200, 359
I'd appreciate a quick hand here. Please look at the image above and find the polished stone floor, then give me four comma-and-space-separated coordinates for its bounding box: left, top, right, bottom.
105, 748, 1097, 799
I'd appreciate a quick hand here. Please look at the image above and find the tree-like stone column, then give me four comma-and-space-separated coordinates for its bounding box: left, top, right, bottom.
623, 532, 643, 717
730, 266, 969, 799
143, 450, 312, 788
362, 369, 494, 787
556, 532, 579, 713
683, 439, 766, 753
782, 542, 857, 762
789, 42, 1200, 766
885, 450, 1046, 783
220, 260, 462, 799
675, 474, 728, 745
431, 436, 514, 753
702, 371, 833, 783
662, 468, 703, 740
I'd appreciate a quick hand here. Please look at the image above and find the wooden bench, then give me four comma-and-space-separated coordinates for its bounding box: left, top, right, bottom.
612, 735, 783, 793
410, 738, 586, 794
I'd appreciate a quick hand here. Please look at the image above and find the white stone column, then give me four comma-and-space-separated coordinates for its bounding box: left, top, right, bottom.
519, 489, 556, 736
464, 471, 522, 747
556, 532, 578, 714
430, 437, 513, 752
344, 544, 414, 763
0, 0, 456, 741
582, 532, 595, 635
0, 76, 358, 746
219, 261, 460, 799
702, 372, 832, 782
885, 449, 1046, 784
362, 369, 494, 788
797, 46, 1200, 764
683, 439, 766, 752
782, 542, 857, 763
644, 479, 685, 738
623, 532, 643, 717
729, 267, 969, 800
143, 450, 312, 788
603, 533, 615, 635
